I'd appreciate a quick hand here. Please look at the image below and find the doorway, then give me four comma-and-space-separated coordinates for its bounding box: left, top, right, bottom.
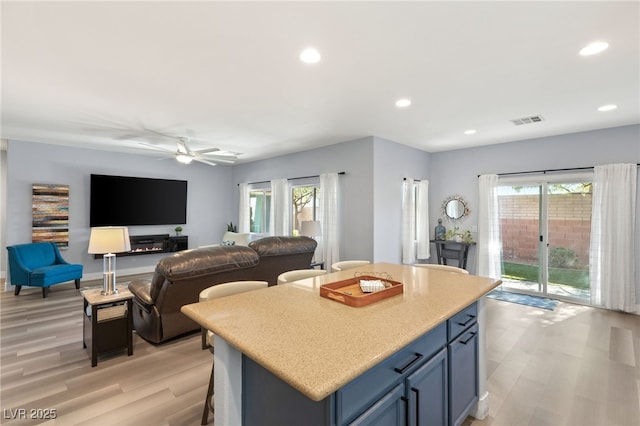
498, 175, 592, 303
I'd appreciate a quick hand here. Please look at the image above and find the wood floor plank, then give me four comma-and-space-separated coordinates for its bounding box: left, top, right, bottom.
2, 277, 639, 425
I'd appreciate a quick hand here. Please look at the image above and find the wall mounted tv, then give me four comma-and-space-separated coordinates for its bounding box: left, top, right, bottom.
90, 174, 187, 227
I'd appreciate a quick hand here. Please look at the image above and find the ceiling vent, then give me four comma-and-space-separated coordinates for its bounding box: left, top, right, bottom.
511, 115, 544, 126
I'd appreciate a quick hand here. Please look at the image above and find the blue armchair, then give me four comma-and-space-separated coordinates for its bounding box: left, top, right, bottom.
7, 242, 83, 298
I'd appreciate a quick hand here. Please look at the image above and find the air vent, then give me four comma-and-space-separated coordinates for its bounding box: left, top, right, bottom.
511, 115, 544, 126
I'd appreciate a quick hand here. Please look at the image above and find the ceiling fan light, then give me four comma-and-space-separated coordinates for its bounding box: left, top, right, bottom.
579, 41, 609, 56
176, 154, 193, 164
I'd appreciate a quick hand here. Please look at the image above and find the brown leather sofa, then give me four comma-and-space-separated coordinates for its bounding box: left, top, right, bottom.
128, 236, 317, 344
248, 236, 319, 286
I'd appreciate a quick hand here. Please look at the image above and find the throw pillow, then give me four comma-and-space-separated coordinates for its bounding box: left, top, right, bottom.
221, 240, 236, 246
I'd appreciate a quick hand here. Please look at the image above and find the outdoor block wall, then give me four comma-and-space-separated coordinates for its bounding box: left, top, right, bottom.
499, 193, 592, 269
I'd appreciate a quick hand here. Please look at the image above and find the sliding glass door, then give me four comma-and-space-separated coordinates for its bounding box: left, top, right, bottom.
498, 176, 592, 303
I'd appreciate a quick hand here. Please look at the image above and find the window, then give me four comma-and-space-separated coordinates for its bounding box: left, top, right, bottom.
291, 185, 320, 235
249, 189, 271, 233
248, 181, 321, 236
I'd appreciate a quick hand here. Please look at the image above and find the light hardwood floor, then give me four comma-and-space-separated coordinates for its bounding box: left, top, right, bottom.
467, 296, 640, 426
1, 278, 639, 425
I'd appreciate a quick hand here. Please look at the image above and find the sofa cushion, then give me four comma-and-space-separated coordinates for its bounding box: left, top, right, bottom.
14, 242, 57, 270
155, 245, 259, 281
30, 264, 83, 286
249, 236, 317, 257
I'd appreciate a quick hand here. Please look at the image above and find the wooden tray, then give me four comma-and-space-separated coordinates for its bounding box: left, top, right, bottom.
320, 275, 403, 307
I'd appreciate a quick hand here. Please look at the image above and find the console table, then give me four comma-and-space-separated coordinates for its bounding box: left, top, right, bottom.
431, 240, 476, 270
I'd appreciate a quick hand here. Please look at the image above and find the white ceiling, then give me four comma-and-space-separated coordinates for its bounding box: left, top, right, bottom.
2, 1, 639, 164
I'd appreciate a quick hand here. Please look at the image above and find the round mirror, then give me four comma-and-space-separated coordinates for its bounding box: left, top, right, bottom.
442, 195, 470, 223
446, 199, 465, 219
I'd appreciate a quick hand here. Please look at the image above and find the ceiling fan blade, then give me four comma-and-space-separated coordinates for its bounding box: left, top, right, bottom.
202, 155, 237, 164
116, 133, 150, 141
176, 141, 190, 154
138, 142, 175, 153
193, 147, 221, 155
142, 128, 178, 141
194, 158, 218, 167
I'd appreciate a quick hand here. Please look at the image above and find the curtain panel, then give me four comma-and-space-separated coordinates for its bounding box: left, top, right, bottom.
589, 163, 637, 312
477, 174, 502, 279
238, 183, 250, 233
416, 180, 430, 259
402, 179, 416, 264
320, 173, 339, 268
269, 178, 290, 236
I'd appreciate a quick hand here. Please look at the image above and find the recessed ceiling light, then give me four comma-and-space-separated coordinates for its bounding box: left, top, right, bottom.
597, 104, 618, 112
395, 98, 411, 108
464, 129, 477, 135
579, 41, 609, 56
299, 47, 321, 64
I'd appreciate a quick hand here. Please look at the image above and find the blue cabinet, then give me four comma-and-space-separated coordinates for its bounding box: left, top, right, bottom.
242, 302, 479, 426
406, 347, 448, 426
447, 303, 479, 426
336, 322, 447, 425
349, 383, 406, 425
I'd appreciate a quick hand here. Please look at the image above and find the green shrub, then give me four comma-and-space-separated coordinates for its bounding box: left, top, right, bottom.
549, 247, 577, 268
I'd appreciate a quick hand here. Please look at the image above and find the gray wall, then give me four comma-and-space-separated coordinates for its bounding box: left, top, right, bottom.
3, 125, 638, 294
230, 136, 431, 264
231, 137, 376, 262
373, 137, 431, 263
5, 140, 233, 281
429, 124, 640, 290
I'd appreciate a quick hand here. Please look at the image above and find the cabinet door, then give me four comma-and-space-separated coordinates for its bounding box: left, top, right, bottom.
348, 383, 405, 426
406, 347, 448, 426
448, 323, 479, 426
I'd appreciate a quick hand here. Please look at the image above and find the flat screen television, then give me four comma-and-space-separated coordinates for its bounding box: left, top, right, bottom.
90, 174, 187, 227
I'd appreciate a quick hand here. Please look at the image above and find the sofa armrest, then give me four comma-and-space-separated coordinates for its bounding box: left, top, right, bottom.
51, 243, 70, 265
6, 246, 33, 285
128, 279, 154, 308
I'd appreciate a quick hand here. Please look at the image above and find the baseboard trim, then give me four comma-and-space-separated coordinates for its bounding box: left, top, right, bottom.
470, 391, 490, 420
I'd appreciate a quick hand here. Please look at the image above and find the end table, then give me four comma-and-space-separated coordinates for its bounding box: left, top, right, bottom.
82, 285, 134, 367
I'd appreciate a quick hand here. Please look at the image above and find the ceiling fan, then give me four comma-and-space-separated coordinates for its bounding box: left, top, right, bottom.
137, 132, 239, 166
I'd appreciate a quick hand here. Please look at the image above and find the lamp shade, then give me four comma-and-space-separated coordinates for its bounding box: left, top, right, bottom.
88, 227, 131, 254
300, 220, 322, 237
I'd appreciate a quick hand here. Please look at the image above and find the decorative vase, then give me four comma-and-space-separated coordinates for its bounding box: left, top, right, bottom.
434, 219, 446, 240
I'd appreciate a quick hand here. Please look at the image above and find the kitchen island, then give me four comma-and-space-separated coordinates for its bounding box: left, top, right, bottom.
181, 262, 500, 425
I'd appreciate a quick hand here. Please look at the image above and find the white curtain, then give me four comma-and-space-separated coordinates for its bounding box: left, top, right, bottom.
477, 174, 502, 279
416, 180, 430, 259
320, 173, 339, 268
589, 163, 637, 312
269, 178, 290, 236
402, 179, 415, 264
238, 183, 250, 233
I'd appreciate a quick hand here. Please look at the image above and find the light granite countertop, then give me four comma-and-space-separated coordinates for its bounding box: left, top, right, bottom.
181, 262, 500, 401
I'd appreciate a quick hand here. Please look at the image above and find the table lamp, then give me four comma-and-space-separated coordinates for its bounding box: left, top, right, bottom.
300, 220, 322, 239
88, 226, 131, 295
300, 221, 322, 263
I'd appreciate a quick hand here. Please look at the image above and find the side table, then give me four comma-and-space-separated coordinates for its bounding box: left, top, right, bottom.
82, 285, 133, 367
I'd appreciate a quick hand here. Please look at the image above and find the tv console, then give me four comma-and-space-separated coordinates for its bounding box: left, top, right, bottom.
92, 234, 188, 258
